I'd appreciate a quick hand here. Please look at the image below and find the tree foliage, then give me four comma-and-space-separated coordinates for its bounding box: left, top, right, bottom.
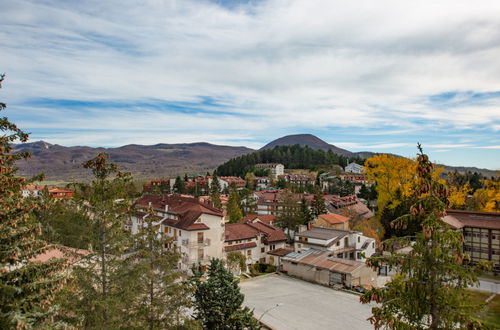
209, 175, 222, 209
58, 154, 137, 328
227, 187, 243, 224
276, 190, 302, 240
129, 207, 192, 329
226, 251, 247, 274
310, 191, 327, 218
0, 74, 67, 329
217, 144, 359, 177
190, 259, 259, 330
361, 145, 489, 329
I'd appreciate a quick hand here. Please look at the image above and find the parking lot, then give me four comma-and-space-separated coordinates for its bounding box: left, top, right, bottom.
240, 274, 374, 330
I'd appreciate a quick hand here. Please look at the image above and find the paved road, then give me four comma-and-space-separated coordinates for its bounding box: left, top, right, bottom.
240, 274, 374, 330
473, 280, 500, 294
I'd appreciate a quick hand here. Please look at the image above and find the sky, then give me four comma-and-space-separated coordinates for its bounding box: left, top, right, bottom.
1, 0, 500, 169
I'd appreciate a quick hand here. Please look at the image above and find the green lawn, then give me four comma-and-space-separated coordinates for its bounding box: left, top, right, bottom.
468, 290, 500, 328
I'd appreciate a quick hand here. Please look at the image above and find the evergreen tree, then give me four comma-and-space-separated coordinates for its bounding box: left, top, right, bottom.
227, 186, 243, 224
130, 207, 192, 329
276, 190, 302, 240
59, 154, 137, 328
174, 176, 185, 194
35, 194, 93, 249
357, 184, 370, 200
360, 145, 489, 329
299, 197, 313, 225
310, 191, 327, 217
160, 180, 170, 194
0, 74, 67, 328
209, 175, 222, 209
190, 259, 259, 329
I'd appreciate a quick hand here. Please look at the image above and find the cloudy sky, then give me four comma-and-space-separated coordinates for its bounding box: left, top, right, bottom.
1, 0, 500, 169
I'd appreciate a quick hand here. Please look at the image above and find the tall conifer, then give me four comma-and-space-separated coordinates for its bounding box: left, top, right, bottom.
0, 74, 66, 328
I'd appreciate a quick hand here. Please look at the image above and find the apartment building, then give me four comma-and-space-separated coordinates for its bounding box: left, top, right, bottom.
131, 194, 225, 271
443, 209, 500, 272
294, 227, 376, 262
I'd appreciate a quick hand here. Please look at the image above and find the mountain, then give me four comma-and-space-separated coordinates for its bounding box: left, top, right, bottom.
260, 134, 375, 158
14, 141, 254, 182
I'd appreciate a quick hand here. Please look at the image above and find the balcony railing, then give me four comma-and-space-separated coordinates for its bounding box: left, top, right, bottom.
181, 238, 211, 248
181, 255, 212, 264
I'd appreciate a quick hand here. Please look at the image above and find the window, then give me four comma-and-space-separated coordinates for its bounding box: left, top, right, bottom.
358, 236, 360, 243
197, 232, 204, 243
336, 241, 340, 246
198, 249, 204, 260
261, 247, 265, 253
372, 242, 375, 248
228, 241, 232, 245
247, 249, 252, 256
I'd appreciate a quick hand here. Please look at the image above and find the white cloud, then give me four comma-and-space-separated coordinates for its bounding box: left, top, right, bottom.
1, 0, 500, 167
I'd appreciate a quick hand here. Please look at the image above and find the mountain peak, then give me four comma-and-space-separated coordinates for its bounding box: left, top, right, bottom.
260, 134, 353, 157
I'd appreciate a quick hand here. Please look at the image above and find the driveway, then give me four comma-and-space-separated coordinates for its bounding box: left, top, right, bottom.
239, 274, 374, 330
473, 279, 500, 294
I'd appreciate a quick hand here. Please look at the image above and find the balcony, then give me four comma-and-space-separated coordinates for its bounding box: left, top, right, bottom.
181, 255, 212, 264
181, 238, 211, 248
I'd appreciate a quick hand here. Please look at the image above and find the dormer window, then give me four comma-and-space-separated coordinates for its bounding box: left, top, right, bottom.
196, 218, 202, 223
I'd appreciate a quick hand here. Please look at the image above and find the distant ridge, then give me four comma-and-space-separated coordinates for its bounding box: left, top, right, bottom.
14, 141, 254, 182
260, 134, 375, 158
13, 136, 497, 182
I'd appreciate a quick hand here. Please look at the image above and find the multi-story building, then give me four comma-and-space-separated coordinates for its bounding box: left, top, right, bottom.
443, 210, 500, 272
254, 163, 285, 178
252, 190, 373, 220
294, 227, 376, 262
313, 213, 350, 230
345, 162, 364, 174
278, 174, 316, 186
224, 220, 287, 266
131, 194, 225, 271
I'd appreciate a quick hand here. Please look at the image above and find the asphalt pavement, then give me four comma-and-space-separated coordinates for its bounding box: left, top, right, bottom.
240, 274, 374, 330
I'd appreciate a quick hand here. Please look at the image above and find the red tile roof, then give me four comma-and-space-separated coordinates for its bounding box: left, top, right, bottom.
318, 213, 350, 224
243, 214, 277, 225
225, 223, 259, 241
267, 248, 293, 257
224, 222, 286, 243
224, 242, 257, 252
247, 222, 287, 243
134, 194, 223, 231
31, 245, 90, 264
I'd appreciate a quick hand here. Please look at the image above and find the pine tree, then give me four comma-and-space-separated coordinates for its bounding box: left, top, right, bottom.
209, 175, 222, 209
227, 186, 243, 223
174, 176, 185, 194
58, 154, 137, 328
0, 74, 68, 328
299, 197, 313, 225
310, 191, 327, 217
360, 145, 489, 329
190, 259, 259, 329
129, 207, 192, 329
276, 190, 302, 241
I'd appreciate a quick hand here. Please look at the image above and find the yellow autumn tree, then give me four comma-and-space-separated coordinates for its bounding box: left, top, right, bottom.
471, 176, 500, 212
364, 154, 416, 211
364, 153, 446, 212
448, 184, 470, 209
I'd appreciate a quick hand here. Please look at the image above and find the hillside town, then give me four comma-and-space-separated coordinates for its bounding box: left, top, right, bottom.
3, 1, 500, 328
4, 123, 500, 329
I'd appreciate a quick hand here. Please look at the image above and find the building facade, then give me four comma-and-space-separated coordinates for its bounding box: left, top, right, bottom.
443, 210, 500, 272
131, 194, 225, 271
294, 227, 376, 262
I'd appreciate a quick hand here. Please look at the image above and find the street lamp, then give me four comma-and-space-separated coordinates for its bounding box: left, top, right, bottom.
259, 303, 283, 321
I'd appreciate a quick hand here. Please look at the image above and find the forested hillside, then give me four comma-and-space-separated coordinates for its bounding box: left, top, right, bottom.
216, 144, 364, 176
